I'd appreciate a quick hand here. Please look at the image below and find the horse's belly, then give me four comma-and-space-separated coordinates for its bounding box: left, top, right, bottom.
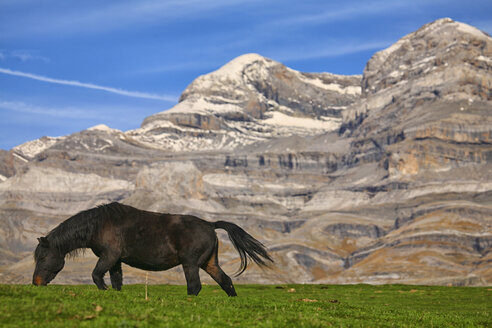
122, 257, 179, 271
121, 246, 180, 271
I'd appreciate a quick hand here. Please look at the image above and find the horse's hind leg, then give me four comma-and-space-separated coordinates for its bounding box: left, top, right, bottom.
201, 250, 237, 297
92, 254, 118, 290
182, 264, 202, 296
109, 261, 123, 291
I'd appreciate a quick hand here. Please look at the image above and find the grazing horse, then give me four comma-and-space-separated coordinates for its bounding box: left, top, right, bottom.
33, 202, 273, 296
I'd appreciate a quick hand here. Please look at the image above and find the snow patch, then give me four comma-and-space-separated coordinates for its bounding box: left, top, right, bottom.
137, 118, 184, 132
0, 174, 6, 182
12, 153, 28, 163
388, 70, 402, 78
297, 75, 361, 95
214, 53, 270, 77
263, 112, 340, 130
477, 55, 492, 64
13, 136, 64, 159
87, 124, 120, 133
166, 97, 244, 115
412, 55, 436, 67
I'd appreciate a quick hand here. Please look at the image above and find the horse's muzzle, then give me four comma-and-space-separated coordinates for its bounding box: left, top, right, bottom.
33, 275, 46, 286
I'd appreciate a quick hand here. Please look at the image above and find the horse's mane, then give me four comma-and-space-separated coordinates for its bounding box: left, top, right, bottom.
45, 202, 129, 257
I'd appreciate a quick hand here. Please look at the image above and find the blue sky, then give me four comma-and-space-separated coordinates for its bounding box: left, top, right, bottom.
1, 0, 491, 150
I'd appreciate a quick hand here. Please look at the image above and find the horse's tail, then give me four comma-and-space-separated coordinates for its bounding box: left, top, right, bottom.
213, 221, 273, 276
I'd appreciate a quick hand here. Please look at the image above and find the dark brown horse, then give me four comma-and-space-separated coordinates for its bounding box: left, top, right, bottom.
33, 202, 272, 296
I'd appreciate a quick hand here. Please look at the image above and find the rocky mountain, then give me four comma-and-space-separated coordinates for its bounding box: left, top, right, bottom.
130, 53, 361, 152
0, 18, 490, 286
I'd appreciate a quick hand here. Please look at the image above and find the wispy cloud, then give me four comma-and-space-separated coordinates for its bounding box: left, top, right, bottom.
0, 0, 259, 39
0, 99, 105, 119
131, 60, 222, 76
0, 67, 177, 102
274, 40, 392, 62
0, 50, 49, 63
263, 0, 446, 28
12, 51, 49, 63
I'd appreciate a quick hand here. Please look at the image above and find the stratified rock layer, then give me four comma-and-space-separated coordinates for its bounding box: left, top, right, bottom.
0, 18, 490, 286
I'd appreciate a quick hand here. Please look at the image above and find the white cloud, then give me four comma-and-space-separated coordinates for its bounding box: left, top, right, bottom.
274, 40, 392, 62
11, 50, 49, 63
0, 67, 177, 102
0, 100, 104, 119
0, 0, 259, 38
263, 0, 448, 28
131, 60, 222, 76
0, 50, 49, 62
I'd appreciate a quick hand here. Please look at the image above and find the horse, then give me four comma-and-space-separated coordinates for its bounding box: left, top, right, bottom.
33, 202, 273, 296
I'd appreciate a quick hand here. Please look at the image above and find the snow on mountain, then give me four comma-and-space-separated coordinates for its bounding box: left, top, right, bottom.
131, 53, 361, 151
13, 136, 65, 159
87, 124, 121, 133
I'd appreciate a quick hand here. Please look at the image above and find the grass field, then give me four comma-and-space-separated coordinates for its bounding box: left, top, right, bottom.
0, 284, 490, 327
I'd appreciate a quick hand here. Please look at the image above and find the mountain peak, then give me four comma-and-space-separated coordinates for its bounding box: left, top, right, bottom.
87, 124, 119, 133
170, 53, 277, 111
373, 18, 489, 67
361, 17, 491, 98
212, 53, 273, 77
420, 17, 488, 39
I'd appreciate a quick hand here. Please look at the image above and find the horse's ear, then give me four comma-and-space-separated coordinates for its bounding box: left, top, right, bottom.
37, 237, 49, 247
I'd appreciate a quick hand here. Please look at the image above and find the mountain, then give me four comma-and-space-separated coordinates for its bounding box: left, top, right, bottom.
130, 53, 361, 152
0, 18, 490, 286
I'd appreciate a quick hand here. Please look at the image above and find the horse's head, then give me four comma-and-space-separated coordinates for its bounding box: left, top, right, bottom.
33, 237, 65, 286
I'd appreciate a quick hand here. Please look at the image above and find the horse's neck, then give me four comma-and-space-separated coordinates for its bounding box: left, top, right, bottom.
51, 231, 91, 257
51, 215, 100, 256
63, 239, 89, 256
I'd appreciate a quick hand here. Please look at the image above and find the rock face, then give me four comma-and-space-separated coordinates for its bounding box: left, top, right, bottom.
0, 18, 490, 286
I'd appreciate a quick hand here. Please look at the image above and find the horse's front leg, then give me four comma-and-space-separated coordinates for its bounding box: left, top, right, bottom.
92, 254, 119, 290
109, 261, 123, 291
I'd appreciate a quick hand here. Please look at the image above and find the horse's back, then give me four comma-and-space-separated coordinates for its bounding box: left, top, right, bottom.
119, 210, 215, 244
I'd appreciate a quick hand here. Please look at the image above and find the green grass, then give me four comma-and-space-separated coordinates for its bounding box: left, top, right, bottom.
0, 284, 490, 327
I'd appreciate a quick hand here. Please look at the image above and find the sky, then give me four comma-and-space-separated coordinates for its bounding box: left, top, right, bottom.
1, 0, 491, 150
